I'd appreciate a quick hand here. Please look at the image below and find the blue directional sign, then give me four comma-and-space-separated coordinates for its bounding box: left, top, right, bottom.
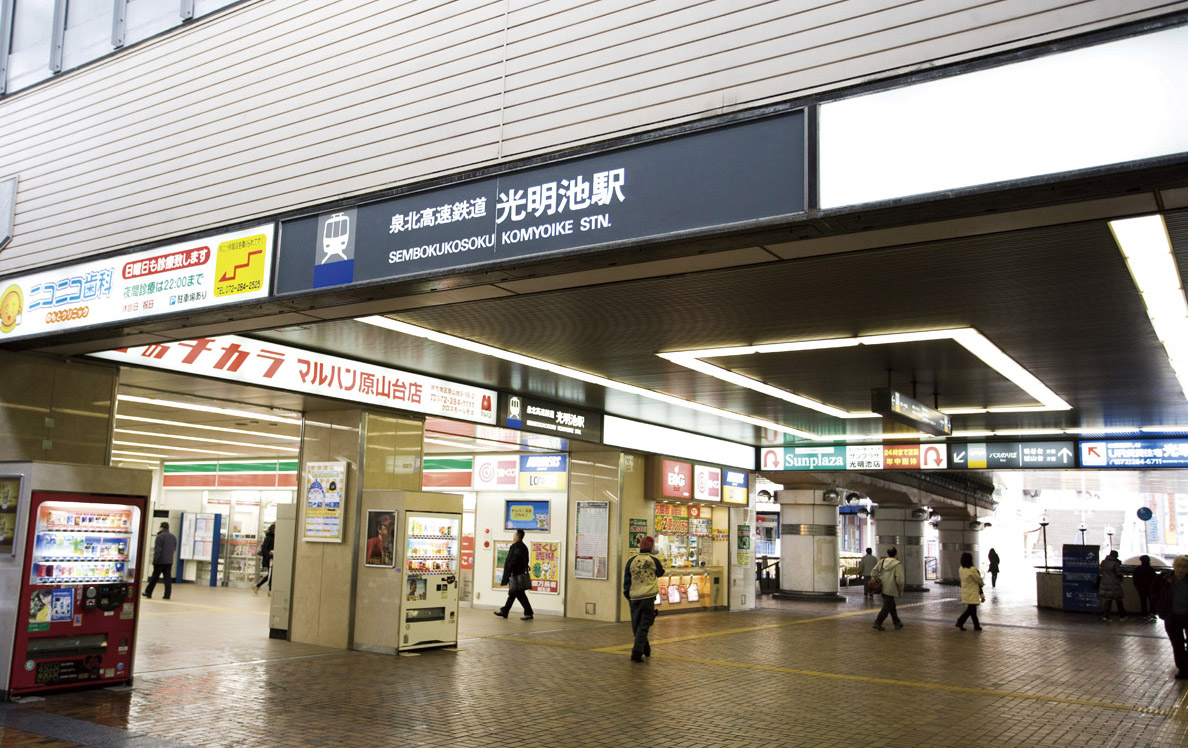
1080, 439, 1188, 468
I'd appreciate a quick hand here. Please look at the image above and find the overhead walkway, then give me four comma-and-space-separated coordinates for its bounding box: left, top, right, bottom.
1, 574, 1186, 748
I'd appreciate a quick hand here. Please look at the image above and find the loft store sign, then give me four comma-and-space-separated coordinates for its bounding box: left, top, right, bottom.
275, 112, 806, 294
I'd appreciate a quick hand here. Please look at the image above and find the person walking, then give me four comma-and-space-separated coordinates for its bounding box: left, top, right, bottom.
143, 521, 177, 600
987, 548, 1001, 589
254, 524, 275, 595
955, 552, 985, 631
859, 548, 879, 599
1157, 556, 1188, 679
872, 547, 905, 631
623, 535, 665, 662
1099, 549, 1127, 621
1133, 555, 1158, 622
494, 529, 534, 620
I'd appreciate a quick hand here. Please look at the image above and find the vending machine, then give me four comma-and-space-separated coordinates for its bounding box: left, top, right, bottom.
0, 463, 151, 698
398, 510, 461, 651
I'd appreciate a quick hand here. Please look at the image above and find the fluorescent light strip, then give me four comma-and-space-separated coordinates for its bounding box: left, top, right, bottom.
114, 428, 299, 452
117, 395, 302, 426
111, 457, 163, 466
112, 449, 170, 459
112, 439, 242, 456
357, 315, 816, 439
116, 414, 302, 441
1141, 426, 1188, 433
1110, 215, 1188, 403
661, 327, 1070, 423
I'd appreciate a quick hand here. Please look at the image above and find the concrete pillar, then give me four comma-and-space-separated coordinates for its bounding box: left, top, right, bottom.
938, 518, 980, 584
874, 508, 928, 591
774, 489, 842, 601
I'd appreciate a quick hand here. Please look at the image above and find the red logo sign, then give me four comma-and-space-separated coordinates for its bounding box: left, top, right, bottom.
662, 460, 692, 498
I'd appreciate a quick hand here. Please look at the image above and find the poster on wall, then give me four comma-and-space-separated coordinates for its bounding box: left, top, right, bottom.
530, 541, 561, 594
303, 461, 347, 542
575, 501, 609, 580
655, 503, 689, 534
0, 475, 22, 556
736, 524, 753, 566
492, 540, 512, 587
505, 499, 550, 532
364, 510, 396, 567
628, 518, 649, 550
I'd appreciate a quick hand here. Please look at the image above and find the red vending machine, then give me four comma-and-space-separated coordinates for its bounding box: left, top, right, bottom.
0, 464, 150, 698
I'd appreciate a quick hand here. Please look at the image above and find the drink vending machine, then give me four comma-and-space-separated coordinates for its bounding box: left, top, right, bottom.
0, 463, 152, 699
399, 511, 461, 651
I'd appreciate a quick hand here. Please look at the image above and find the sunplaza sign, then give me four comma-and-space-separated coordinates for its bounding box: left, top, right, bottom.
0, 224, 274, 341
90, 335, 498, 425
274, 112, 806, 294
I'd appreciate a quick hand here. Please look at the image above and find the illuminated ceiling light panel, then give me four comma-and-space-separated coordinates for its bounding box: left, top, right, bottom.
113, 428, 299, 452
659, 328, 1070, 423
116, 395, 302, 426
1141, 425, 1188, 433
357, 315, 816, 439
116, 414, 302, 441
1110, 215, 1188, 402
112, 449, 170, 459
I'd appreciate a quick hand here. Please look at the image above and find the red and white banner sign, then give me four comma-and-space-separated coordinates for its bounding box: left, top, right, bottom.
473, 456, 519, 490
91, 334, 498, 424
693, 465, 721, 502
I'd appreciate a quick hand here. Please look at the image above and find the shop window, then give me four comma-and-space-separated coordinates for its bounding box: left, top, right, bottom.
123, 0, 178, 47
62, 0, 113, 71
6, 0, 55, 93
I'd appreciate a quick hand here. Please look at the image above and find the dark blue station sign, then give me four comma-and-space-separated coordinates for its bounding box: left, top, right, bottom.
275, 112, 806, 294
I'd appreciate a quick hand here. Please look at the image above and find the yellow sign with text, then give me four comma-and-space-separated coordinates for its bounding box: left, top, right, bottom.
214, 234, 268, 297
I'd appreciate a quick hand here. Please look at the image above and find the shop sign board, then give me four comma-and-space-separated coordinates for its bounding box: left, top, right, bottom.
1061, 544, 1100, 612
472, 455, 518, 490
950, 441, 1075, 468
1080, 439, 1188, 468
693, 465, 721, 502
0, 224, 274, 342
760, 446, 845, 471
275, 113, 806, 294
658, 459, 692, 498
884, 444, 947, 470
422, 457, 473, 489
500, 395, 602, 443
90, 335, 498, 425
302, 461, 346, 542
846, 445, 884, 470
529, 541, 561, 594
517, 454, 567, 491
655, 503, 689, 534
722, 470, 748, 505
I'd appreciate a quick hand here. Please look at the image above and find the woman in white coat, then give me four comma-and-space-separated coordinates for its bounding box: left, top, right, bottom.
956, 552, 985, 631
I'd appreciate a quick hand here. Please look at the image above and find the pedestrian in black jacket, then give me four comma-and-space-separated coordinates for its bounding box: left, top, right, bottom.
494, 529, 534, 620
1133, 555, 1158, 621
1159, 556, 1188, 679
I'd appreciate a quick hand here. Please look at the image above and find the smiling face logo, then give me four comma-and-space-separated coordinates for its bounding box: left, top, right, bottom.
0, 285, 22, 333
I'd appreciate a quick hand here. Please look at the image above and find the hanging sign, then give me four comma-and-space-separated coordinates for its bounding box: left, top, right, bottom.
1080, 439, 1188, 468
501, 395, 602, 442
722, 470, 748, 505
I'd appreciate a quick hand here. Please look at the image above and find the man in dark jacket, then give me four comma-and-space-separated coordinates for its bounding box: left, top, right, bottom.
494, 529, 534, 620
1160, 556, 1188, 679
623, 535, 665, 662
143, 521, 178, 600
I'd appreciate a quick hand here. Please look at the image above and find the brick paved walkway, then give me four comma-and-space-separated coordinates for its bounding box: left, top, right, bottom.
2, 570, 1187, 747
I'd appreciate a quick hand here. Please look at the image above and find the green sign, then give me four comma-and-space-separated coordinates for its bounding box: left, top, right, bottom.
629, 518, 648, 549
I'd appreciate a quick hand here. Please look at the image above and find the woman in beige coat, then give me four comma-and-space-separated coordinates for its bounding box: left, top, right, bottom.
956, 551, 985, 631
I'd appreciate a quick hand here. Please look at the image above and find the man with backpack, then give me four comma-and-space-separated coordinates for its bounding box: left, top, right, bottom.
872, 547, 906, 631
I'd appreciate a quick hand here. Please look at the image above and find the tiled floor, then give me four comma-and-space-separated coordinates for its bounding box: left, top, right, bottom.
2, 569, 1187, 747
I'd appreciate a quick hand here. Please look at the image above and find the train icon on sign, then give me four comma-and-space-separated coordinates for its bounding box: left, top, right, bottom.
322, 213, 350, 263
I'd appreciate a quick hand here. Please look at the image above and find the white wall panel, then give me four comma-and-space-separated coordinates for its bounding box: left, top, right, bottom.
0, 0, 1183, 275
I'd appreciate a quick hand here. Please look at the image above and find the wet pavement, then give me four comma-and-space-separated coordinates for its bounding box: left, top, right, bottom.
1, 569, 1186, 747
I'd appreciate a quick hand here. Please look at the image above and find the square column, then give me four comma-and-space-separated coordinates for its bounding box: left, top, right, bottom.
774, 489, 842, 601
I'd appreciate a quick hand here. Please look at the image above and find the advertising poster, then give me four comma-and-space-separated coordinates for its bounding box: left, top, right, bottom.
628, 518, 648, 550
492, 540, 512, 588
1061, 544, 1101, 612
574, 501, 609, 580
655, 503, 689, 534
0, 476, 20, 555
364, 510, 396, 567
505, 499, 550, 532
303, 461, 347, 542
737, 524, 753, 566
0, 224, 274, 342
530, 541, 561, 594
